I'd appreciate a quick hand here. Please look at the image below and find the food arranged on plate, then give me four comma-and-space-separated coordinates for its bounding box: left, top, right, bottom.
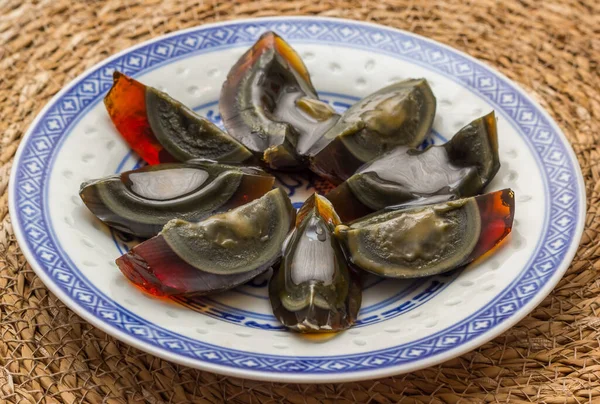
80, 160, 275, 238
335, 190, 514, 278
80, 31, 515, 334
308, 78, 436, 184
325, 111, 500, 222
269, 194, 362, 332
116, 188, 295, 297
220, 32, 339, 170
105, 71, 253, 165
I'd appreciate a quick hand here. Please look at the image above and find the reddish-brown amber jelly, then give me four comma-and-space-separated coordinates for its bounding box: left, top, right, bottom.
104, 71, 176, 165
225, 32, 312, 91
116, 235, 262, 297
309, 137, 368, 185
216, 173, 275, 213
312, 175, 336, 195
296, 193, 341, 227
469, 189, 515, 260
117, 236, 198, 296
324, 182, 373, 223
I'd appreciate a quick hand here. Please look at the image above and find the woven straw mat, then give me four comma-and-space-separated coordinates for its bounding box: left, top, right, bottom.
1, 0, 599, 403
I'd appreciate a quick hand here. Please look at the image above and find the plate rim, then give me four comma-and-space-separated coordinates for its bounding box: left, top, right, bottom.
8, 16, 586, 383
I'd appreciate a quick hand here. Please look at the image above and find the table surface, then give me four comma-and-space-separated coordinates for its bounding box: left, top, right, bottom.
1, 0, 599, 402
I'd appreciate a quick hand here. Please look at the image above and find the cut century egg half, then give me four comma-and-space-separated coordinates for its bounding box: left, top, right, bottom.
220, 32, 339, 170
269, 194, 362, 332
104, 71, 252, 165
80, 160, 274, 238
308, 78, 436, 183
326, 111, 500, 222
335, 189, 515, 278
116, 188, 295, 297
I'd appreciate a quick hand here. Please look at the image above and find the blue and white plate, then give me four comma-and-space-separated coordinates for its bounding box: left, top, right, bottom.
9, 17, 585, 383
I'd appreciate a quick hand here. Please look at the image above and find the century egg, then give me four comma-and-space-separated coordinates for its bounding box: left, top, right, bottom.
326, 111, 500, 222
89, 33, 519, 334
104, 71, 252, 165
116, 188, 296, 297
308, 78, 436, 183
335, 189, 515, 278
269, 194, 362, 332
79, 160, 274, 238
220, 31, 339, 170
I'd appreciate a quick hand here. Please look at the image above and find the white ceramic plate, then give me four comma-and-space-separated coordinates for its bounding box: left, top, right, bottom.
9, 17, 585, 383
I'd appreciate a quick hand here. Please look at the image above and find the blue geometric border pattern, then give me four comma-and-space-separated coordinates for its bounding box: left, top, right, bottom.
14, 19, 580, 374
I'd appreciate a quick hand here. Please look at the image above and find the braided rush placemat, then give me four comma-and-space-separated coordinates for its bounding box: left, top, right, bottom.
1, 1, 599, 402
